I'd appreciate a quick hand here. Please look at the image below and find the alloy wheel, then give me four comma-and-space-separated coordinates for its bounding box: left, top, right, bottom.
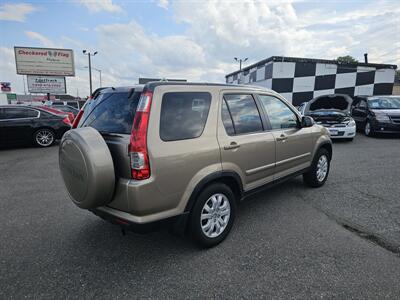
316, 155, 328, 182
365, 122, 371, 136
36, 129, 54, 147
200, 193, 231, 238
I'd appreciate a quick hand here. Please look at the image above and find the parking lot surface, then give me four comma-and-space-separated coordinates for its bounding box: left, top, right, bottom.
1, 134, 399, 299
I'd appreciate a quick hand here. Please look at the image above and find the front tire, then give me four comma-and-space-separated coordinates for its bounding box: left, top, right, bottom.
303, 148, 330, 188
189, 183, 236, 248
364, 121, 374, 137
34, 129, 55, 147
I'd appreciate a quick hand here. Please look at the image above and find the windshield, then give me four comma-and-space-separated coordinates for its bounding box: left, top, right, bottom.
368, 97, 400, 109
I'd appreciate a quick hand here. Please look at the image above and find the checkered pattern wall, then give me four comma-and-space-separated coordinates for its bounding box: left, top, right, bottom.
226, 60, 396, 106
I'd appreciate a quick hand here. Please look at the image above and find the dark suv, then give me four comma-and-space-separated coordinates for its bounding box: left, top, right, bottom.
352, 95, 400, 136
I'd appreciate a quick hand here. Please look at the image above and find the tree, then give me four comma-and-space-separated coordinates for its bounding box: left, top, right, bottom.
336, 55, 358, 64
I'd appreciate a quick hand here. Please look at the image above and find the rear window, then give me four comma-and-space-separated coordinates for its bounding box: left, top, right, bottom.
160, 92, 211, 141
80, 91, 141, 134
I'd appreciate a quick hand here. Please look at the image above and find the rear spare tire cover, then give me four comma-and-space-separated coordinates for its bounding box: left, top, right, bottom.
59, 127, 115, 209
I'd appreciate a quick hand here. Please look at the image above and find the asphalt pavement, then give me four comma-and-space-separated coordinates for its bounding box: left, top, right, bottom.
0, 134, 399, 299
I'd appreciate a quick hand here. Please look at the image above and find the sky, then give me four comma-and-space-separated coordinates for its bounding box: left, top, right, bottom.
0, 0, 399, 97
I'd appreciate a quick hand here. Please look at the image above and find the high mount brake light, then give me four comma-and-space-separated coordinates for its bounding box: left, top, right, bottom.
129, 92, 152, 180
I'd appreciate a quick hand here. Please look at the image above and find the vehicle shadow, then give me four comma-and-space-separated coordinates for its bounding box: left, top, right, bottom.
69, 177, 304, 259
0, 141, 59, 151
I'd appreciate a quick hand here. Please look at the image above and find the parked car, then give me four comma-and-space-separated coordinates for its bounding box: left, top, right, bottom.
297, 102, 307, 115
59, 83, 332, 247
0, 105, 71, 147
45, 100, 87, 110
351, 95, 400, 136
38, 106, 75, 123
49, 104, 79, 117
301, 94, 356, 141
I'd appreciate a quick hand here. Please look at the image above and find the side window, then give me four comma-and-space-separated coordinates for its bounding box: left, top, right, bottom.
67, 102, 79, 108
258, 95, 299, 130
3, 108, 38, 119
25, 109, 39, 117
223, 94, 263, 135
358, 100, 367, 109
221, 99, 235, 135
160, 92, 211, 141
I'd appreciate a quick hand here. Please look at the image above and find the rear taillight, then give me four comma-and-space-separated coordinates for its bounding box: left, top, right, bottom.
62, 117, 72, 126
72, 109, 84, 128
129, 91, 152, 180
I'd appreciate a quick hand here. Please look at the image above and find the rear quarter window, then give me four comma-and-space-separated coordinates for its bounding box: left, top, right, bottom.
160, 92, 211, 141
80, 91, 141, 134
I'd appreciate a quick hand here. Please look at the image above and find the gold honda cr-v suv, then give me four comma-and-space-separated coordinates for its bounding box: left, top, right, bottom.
59, 82, 332, 247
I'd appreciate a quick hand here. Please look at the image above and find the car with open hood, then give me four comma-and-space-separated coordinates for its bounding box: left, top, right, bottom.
351, 95, 400, 136
300, 94, 356, 141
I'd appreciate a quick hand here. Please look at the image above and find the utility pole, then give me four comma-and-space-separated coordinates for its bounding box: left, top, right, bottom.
83, 50, 98, 95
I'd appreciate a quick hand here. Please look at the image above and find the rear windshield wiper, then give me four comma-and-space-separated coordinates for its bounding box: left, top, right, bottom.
98, 131, 124, 138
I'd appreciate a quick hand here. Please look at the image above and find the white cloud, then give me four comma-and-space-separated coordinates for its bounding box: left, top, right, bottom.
78, 0, 122, 13
25, 31, 56, 48
3, 0, 400, 96
96, 20, 207, 80
0, 47, 24, 94
157, 0, 169, 10
0, 3, 37, 22
173, 0, 400, 68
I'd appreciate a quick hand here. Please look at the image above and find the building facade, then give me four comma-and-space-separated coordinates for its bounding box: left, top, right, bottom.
225, 56, 397, 106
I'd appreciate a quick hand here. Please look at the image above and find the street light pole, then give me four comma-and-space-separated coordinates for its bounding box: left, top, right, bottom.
83, 50, 98, 95
85, 66, 102, 88
234, 57, 248, 71
98, 69, 102, 87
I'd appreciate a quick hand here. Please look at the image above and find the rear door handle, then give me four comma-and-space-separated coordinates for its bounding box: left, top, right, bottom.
276, 134, 287, 142
224, 142, 240, 150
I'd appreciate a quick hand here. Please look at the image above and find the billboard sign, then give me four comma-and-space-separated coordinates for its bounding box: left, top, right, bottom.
0, 82, 11, 92
27, 75, 66, 94
14, 47, 75, 76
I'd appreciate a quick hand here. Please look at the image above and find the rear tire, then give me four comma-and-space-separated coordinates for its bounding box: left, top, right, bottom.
189, 183, 236, 248
303, 148, 330, 188
34, 128, 55, 147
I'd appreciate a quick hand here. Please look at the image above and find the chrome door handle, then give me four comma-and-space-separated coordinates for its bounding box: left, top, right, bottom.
224, 142, 240, 150
276, 135, 287, 142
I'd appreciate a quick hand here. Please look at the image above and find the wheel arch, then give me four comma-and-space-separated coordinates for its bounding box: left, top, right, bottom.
184, 171, 243, 214
318, 141, 332, 161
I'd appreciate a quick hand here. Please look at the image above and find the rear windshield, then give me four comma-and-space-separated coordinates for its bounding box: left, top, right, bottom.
79, 91, 141, 134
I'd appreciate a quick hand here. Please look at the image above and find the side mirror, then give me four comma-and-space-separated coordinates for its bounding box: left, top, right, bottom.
301, 116, 314, 128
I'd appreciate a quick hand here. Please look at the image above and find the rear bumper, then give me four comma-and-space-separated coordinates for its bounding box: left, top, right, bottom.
325, 125, 356, 139
90, 206, 188, 234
